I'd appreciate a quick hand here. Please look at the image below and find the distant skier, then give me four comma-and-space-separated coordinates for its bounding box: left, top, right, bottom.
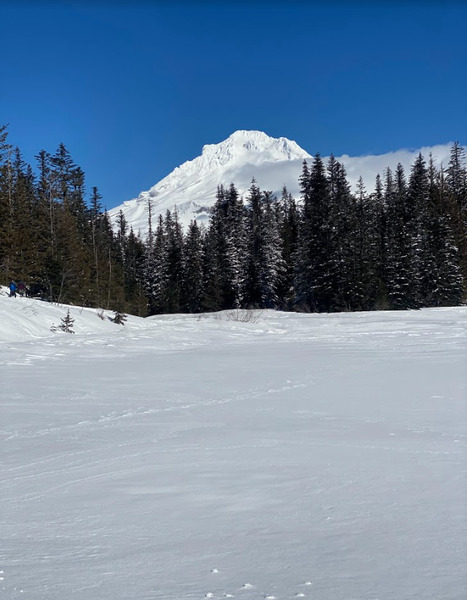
9, 281, 17, 297
17, 281, 26, 297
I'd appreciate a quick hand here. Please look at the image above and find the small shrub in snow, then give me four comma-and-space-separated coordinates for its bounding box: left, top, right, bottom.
111, 310, 127, 325
51, 309, 75, 333
221, 309, 263, 323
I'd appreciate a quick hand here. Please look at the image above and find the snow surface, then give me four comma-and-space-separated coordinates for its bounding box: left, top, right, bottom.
1, 288, 467, 600
108, 130, 457, 235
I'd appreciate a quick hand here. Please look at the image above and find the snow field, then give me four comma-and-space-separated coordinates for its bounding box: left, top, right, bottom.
1, 292, 466, 599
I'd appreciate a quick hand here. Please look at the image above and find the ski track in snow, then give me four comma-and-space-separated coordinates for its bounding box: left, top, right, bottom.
1, 293, 466, 599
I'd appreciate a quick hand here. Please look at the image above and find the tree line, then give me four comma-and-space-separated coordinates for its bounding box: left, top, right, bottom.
1, 124, 466, 316
0, 125, 146, 314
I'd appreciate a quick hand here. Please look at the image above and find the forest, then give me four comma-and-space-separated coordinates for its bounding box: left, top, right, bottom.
1, 124, 466, 317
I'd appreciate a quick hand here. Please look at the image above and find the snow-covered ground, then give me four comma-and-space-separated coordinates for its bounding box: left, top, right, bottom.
1, 288, 466, 600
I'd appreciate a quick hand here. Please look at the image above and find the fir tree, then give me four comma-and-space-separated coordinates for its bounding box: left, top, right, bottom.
277, 186, 299, 308
58, 309, 75, 333
446, 142, 467, 289
385, 164, 418, 309
294, 153, 333, 311
257, 191, 284, 308
181, 220, 205, 312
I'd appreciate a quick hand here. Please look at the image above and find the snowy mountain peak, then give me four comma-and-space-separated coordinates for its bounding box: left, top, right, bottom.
200, 130, 310, 167
109, 131, 312, 234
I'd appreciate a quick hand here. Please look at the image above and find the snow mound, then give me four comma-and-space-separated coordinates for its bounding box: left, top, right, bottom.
0, 287, 145, 343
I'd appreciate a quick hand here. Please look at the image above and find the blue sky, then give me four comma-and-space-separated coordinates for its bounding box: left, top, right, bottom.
1, 1, 466, 210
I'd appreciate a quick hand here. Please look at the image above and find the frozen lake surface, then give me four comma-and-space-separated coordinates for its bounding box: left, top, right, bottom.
1, 293, 466, 600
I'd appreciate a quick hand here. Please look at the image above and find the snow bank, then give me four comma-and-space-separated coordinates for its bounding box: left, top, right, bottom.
0, 286, 146, 343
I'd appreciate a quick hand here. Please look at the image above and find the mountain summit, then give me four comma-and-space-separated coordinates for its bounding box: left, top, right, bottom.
109, 131, 453, 237
109, 131, 311, 234
199, 130, 310, 166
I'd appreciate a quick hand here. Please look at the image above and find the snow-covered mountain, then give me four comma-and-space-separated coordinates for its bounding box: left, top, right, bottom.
109, 130, 455, 236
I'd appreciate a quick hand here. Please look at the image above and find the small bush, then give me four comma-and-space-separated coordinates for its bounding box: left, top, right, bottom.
51, 309, 75, 333
221, 309, 263, 323
112, 310, 127, 325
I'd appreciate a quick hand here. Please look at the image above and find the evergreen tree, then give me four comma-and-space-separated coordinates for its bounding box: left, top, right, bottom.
370, 173, 388, 308
257, 191, 284, 308
57, 309, 75, 333
181, 220, 205, 312
244, 179, 263, 307
143, 213, 167, 315
446, 142, 467, 289
0, 130, 14, 282
200, 224, 222, 312
385, 164, 418, 309
425, 163, 463, 305
294, 154, 333, 311
277, 186, 299, 308
407, 153, 430, 305
164, 209, 184, 313
209, 183, 247, 309
326, 156, 354, 310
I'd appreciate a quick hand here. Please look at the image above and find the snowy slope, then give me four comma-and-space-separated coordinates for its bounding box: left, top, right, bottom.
108, 130, 456, 235
1, 291, 467, 600
0, 286, 146, 342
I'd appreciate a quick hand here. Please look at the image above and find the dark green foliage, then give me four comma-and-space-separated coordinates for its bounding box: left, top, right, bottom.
181, 220, 204, 313
0, 126, 145, 315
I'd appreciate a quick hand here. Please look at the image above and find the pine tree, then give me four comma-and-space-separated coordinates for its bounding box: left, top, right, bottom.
351, 177, 381, 310
446, 142, 467, 290
385, 164, 418, 309
244, 179, 263, 307
370, 173, 388, 308
9, 148, 40, 281
181, 220, 205, 312
294, 154, 333, 311
164, 209, 184, 313
425, 163, 463, 305
200, 223, 222, 313
257, 191, 284, 308
326, 156, 353, 310
143, 213, 167, 315
209, 183, 247, 309
277, 186, 299, 308
0, 130, 14, 282
89, 186, 103, 306
58, 309, 75, 333
123, 226, 146, 316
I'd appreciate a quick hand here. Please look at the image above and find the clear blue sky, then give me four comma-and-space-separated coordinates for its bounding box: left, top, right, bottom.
1, 0, 466, 210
